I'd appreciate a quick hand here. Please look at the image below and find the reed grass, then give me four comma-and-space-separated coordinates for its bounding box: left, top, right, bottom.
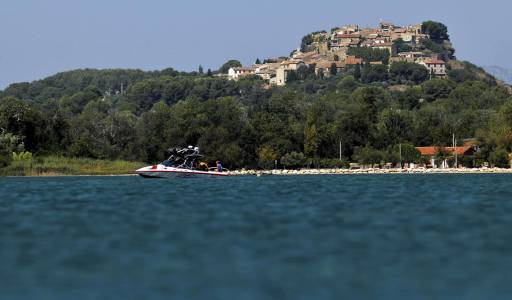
0, 156, 146, 176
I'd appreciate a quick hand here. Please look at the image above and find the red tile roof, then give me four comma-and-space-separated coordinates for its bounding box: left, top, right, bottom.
416, 146, 474, 156
423, 59, 446, 65
344, 56, 363, 65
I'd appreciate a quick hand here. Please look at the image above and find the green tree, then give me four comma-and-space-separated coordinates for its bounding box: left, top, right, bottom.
281, 152, 306, 169
353, 64, 362, 80
348, 47, 390, 64
421, 21, 455, 60
286, 70, 298, 82
393, 86, 424, 110
330, 63, 338, 76
60, 87, 102, 115
421, 78, 454, 102
353, 145, 384, 167
361, 64, 389, 83
300, 34, 314, 52
304, 98, 338, 158
488, 148, 509, 168
389, 62, 429, 84
337, 76, 360, 93
376, 109, 414, 147
393, 38, 413, 53
296, 65, 310, 80
392, 143, 421, 164
69, 100, 137, 160
136, 101, 173, 162
196, 97, 245, 167
422, 21, 449, 42
123, 79, 163, 115
198, 65, 204, 74
413, 103, 454, 146
219, 60, 242, 74
249, 92, 305, 159
335, 111, 373, 158
0, 97, 38, 150
258, 145, 279, 168
0, 132, 19, 167
304, 123, 318, 156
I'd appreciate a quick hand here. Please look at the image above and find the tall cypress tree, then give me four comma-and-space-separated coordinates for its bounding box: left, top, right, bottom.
354, 64, 362, 80
330, 63, 338, 76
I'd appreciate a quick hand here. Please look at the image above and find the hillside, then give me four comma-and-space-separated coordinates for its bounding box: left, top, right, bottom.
1, 20, 512, 169
484, 66, 512, 84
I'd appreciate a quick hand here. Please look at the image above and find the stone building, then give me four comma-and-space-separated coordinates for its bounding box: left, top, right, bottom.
418, 59, 447, 77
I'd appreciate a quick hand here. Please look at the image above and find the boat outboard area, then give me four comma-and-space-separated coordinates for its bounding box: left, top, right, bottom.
136, 146, 230, 178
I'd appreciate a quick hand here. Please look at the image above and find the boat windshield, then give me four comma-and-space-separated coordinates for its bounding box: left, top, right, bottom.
161, 159, 176, 167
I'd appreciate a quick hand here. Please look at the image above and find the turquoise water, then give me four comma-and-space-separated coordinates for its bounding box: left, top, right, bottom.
1, 174, 512, 300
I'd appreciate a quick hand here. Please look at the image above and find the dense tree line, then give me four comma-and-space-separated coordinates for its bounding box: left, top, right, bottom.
1, 61, 511, 169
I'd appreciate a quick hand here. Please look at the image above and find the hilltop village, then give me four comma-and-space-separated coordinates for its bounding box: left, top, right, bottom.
225, 21, 453, 86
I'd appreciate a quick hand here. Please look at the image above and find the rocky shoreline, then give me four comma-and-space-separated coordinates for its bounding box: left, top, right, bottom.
229, 167, 512, 176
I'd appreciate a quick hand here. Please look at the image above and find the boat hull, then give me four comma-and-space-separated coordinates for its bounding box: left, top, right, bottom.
136, 165, 229, 178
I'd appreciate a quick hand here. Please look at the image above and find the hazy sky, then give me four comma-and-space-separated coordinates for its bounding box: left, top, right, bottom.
1, 0, 510, 89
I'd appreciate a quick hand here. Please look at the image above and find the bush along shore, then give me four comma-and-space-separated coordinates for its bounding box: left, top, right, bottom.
2, 155, 511, 176
0, 156, 145, 176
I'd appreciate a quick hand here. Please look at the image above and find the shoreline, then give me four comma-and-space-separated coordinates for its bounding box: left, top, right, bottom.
230, 167, 512, 176
4, 167, 512, 177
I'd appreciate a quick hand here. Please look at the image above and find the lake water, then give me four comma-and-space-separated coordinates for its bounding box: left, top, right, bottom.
1, 174, 512, 300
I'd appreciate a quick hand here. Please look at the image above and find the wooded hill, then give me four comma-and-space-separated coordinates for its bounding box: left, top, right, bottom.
1, 22, 512, 169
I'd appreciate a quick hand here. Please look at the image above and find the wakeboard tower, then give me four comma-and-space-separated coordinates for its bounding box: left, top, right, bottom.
136, 146, 229, 178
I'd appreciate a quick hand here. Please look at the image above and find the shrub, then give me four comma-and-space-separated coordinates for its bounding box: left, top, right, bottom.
12, 151, 33, 162
281, 152, 306, 169
489, 149, 510, 168
306, 158, 348, 169
353, 146, 385, 167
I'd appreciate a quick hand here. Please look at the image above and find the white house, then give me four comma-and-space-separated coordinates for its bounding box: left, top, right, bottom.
418, 59, 447, 77
227, 67, 254, 80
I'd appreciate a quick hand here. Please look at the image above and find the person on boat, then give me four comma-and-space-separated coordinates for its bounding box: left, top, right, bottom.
216, 160, 223, 172
198, 161, 209, 171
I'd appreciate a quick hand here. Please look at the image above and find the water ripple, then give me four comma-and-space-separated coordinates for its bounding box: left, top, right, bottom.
1, 174, 512, 299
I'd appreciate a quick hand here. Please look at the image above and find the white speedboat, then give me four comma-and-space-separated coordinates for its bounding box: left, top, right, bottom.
136, 146, 230, 178
136, 164, 229, 178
